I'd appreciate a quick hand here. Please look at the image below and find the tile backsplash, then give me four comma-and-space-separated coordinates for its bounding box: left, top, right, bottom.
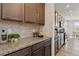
0, 20, 43, 38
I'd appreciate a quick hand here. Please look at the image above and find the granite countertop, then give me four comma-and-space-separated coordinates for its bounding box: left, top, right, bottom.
0, 36, 51, 56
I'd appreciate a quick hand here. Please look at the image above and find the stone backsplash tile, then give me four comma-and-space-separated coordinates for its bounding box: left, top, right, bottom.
0, 20, 43, 38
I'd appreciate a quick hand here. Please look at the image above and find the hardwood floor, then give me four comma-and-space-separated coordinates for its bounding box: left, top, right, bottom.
56, 37, 79, 56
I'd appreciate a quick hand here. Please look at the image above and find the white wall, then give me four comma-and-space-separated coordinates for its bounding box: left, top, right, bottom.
64, 20, 67, 33
42, 3, 54, 56
66, 20, 75, 37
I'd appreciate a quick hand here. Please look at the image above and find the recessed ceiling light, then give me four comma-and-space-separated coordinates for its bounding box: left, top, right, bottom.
66, 5, 70, 8
69, 10, 72, 12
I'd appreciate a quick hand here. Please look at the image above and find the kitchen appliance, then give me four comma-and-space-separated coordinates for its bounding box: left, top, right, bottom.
54, 27, 65, 55
60, 33, 64, 45
58, 28, 65, 48
54, 28, 60, 54
0, 27, 8, 44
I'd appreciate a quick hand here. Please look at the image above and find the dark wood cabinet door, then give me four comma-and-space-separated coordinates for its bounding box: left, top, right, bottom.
24, 3, 37, 23
44, 39, 51, 56
32, 47, 45, 56
45, 45, 51, 56
36, 3, 45, 25
32, 41, 44, 52
5, 39, 51, 56
2, 3, 24, 21
5, 47, 31, 56
24, 3, 45, 25
32, 40, 45, 56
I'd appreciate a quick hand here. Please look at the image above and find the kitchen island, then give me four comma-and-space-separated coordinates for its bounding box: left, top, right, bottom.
0, 36, 51, 56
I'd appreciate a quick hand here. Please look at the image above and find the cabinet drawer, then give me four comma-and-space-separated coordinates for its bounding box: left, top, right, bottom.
6, 47, 31, 56
44, 39, 51, 46
32, 41, 44, 52
32, 47, 45, 56
45, 45, 51, 56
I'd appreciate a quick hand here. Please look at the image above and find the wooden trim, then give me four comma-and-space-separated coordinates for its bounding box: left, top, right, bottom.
2, 18, 44, 25
24, 3, 25, 23
1, 3, 3, 19
2, 18, 23, 22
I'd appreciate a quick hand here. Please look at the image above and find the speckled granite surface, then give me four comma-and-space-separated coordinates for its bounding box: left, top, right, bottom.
0, 36, 51, 56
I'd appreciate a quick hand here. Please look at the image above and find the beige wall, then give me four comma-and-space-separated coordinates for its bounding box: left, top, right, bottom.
42, 3, 54, 56
43, 3, 54, 37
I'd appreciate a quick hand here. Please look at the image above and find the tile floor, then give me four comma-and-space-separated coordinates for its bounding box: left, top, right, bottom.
56, 37, 79, 56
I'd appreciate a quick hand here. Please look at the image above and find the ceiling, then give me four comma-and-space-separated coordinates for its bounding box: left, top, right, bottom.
55, 3, 79, 20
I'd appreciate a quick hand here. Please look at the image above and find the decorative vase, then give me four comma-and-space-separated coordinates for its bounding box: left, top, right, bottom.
10, 38, 18, 43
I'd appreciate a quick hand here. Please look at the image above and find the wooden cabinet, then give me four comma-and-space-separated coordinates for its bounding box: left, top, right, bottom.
32, 41, 44, 52
45, 45, 51, 56
24, 3, 45, 25
44, 39, 51, 56
24, 3, 37, 23
5, 38, 51, 56
32, 41, 44, 56
32, 47, 45, 56
5, 46, 31, 56
0, 4, 1, 19
32, 38, 51, 56
2, 3, 24, 21
36, 4, 45, 25
1, 3, 45, 25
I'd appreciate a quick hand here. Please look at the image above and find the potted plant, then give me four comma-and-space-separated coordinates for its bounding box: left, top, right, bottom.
8, 33, 20, 42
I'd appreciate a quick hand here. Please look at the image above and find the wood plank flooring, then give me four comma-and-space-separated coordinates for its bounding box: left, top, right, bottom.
56, 37, 79, 56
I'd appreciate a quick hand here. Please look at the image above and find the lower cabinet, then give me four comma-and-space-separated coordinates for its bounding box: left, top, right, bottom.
5, 38, 51, 56
32, 47, 45, 56
45, 45, 51, 56
5, 46, 31, 56
31, 40, 45, 56
44, 39, 51, 56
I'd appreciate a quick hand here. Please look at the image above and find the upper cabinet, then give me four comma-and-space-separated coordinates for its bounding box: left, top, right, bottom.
1, 3, 45, 25
0, 4, 1, 19
24, 3, 37, 23
24, 3, 45, 25
2, 3, 24, 21
36, 4, 45, 25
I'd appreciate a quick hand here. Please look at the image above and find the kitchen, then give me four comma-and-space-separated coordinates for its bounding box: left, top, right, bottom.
55, 3, 79, 56
54, 10, 66, 55
0, 3, 54, 56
